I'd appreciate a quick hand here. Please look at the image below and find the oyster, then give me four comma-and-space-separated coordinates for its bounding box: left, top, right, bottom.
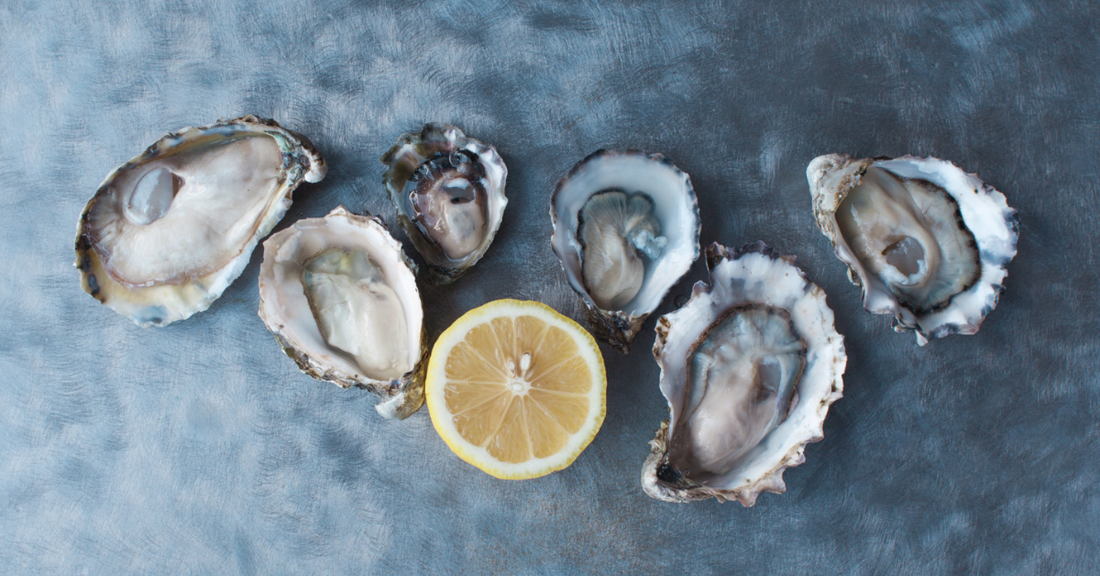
257, 206, 426, 420
642, 243, 846, 505
551, 150, 700, 353
75, 116, 325, 326
381, 123, 508, 284
807, 154, 1019, 344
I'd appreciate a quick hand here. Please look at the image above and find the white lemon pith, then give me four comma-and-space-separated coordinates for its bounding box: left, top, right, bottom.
426, 299, 607, 479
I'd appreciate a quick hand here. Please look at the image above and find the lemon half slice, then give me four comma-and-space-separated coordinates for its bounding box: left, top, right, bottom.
426, 299, 607, 479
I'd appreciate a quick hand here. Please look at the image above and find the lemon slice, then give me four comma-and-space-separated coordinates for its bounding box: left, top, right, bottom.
426, 299, 607, 479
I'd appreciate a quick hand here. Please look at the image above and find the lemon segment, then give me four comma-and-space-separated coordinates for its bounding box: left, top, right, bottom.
426, 299, 607, 479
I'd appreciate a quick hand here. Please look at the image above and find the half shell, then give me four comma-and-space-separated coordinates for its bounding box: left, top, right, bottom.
551, 150, 700, 352
642, 243, 846, 505
381, 123, 508, 284
257, 206, 426, 420
807, 154, 1018, 344
75, 116, 325, 326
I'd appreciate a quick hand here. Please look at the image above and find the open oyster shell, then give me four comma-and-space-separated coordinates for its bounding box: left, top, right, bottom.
807, 154, 1019, 344
75, 115, 325, 327
642, 243, 846, 505
551, 150, 700, 353
381, 123, 508, 284
257, 206, 426, 420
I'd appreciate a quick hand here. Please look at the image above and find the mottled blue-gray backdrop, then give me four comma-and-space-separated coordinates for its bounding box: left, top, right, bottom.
1, 1, 1097, 574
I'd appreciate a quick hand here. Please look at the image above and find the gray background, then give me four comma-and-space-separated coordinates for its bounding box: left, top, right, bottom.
1, 1, 1097, 574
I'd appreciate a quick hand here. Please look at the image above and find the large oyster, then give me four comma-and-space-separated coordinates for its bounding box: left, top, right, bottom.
75, 116, 325, 326
807, 154, 1019, 344
642, 243, 846, 505
551, 150, 700, 353
257, 206, 426, 420
381, 123, 508, 284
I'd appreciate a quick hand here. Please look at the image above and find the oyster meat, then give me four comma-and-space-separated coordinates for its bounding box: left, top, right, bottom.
257, 206, 426, 420
642, 243, 846, 505
807, 154, 1019, 344
75, 116, 325, 326
381, 123, 508, 284
551, 150, 700, 352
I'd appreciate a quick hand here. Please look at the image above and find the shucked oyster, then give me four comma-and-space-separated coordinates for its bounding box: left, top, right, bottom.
642, 243, 846, 505
551, 150, 700, 352
257, 206, 426, 419
807, 154, 1018, 344
381, 123, 508, 284
75, 116, 325, 326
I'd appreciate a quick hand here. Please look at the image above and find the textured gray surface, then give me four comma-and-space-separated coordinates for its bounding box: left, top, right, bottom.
1, 1, 1097, 574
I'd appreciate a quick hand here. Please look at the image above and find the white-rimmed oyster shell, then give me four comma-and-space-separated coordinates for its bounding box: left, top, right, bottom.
75, 115, 325, 326
257, 206, 426, 420
807, 154, 1019, 344
381, 123, 508, 284
551, 150, 700, 353
642, 243, 846, 505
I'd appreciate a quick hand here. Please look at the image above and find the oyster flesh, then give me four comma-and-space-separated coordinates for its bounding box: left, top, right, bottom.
642, 243, 846, 505
75, 116, 325, 326
257, 206, 426, 420
381, 123, 508, 284
807, 154, 1019, 344
551, 150, 700, 353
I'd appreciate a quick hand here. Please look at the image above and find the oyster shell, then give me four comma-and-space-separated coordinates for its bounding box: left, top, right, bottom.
807, 154, 1019, 344
75, 115, 325, 326
642, 243, 846, 505
257, 206, 426, 420
551, 150, 700, 353
381, 123, 508, 284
